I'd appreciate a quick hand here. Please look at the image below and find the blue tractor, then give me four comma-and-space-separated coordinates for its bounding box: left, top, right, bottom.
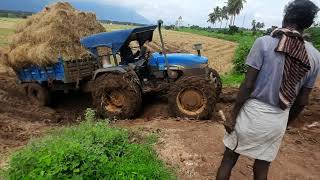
16, 21, 221, 120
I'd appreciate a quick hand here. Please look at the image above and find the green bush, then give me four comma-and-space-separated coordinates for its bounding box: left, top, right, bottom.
2, 109, 175, 180
232, 39, 255, 73
306, 27, 320, 50
228, 25, 239, 35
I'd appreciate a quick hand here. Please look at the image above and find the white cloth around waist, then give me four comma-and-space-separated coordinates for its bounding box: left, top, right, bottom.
223, 99, 290, 162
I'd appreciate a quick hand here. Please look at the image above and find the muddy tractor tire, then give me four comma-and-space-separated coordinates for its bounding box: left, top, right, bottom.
208, 68, 222, 97
92, 73, 142, 119
168, 76, 217, 120
24, 83, 50, 106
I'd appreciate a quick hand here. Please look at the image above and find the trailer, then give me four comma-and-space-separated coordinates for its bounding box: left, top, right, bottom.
15, 57, 98, 105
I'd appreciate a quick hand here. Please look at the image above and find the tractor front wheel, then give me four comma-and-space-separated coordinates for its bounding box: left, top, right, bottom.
168, 76, 217, 120
92, 73, 142, 119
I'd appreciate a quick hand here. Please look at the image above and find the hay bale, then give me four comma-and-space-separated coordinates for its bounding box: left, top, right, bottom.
5, 2, 105, 69
0, 47, 10, 67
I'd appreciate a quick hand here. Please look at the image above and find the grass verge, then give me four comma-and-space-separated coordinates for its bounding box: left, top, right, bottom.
176, 28, 257, 43
1, 109, 175, 179
221, 73, 244, 87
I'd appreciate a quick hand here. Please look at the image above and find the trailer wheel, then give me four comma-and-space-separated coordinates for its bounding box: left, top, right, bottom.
168, 76, 217, 120
26, 83, 50, 106
208, 68, 222, 97
93, 73, 142, 119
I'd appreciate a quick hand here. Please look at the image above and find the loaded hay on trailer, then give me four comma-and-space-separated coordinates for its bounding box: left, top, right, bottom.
2, 2, 105, 69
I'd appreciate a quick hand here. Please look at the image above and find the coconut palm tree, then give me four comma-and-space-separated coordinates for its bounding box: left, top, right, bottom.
227, 0, 247, 25
208, 6, 221, 27
221, 6, 229, 28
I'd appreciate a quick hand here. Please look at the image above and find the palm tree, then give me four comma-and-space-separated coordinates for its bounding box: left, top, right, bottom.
227, 0, 247, 26
221, 6, 229, 28
208, 6, 221, 27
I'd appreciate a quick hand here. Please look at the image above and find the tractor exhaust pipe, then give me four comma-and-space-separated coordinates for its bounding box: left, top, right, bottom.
158, 20, 170, 71
193, 43, 203, 56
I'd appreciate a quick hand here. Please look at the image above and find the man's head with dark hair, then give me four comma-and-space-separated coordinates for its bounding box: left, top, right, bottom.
283, 0, 319, 31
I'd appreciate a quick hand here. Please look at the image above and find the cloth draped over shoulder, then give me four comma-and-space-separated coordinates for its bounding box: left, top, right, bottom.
271, 28, 311, 109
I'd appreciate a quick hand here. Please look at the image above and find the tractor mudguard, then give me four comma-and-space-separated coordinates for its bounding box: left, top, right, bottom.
92, 67, 127, 80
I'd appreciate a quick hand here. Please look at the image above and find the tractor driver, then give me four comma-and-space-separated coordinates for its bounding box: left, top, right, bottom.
119, 42, 140, 65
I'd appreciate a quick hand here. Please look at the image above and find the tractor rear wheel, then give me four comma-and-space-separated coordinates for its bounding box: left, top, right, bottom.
24, 83, 50, 106
168, 76, 217, 120
92, 73, 142, 119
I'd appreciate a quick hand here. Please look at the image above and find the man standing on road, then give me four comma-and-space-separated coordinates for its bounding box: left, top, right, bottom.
216, 0, 320, 180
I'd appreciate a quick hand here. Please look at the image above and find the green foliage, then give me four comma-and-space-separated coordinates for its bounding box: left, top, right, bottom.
164, 25, 175, 30
0, 10, 32, 18
208, 6, 223, 26
3, 109, 175, 180
233, 38, 255, 73
177, 27, 257, 43
221, 73, 245, 87
306, 27, 320, 50
228, 25, 239, 34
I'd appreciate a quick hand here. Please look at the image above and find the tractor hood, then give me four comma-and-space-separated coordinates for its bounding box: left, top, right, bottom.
149, 52, 208, 70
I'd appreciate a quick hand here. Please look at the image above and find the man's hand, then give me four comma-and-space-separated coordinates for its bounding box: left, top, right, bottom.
224, 113, 237, 134
224, 124, 235, 134
288, 87, 312, 125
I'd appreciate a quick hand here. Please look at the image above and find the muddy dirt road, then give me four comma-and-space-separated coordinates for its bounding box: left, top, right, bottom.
0, 67, 319, 179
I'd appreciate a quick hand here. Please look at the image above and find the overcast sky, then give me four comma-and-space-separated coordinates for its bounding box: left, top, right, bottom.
76, 0, 320, 28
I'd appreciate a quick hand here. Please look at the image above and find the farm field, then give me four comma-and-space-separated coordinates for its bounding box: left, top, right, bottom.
0, 18, 319, 179
0, 18, 19, 47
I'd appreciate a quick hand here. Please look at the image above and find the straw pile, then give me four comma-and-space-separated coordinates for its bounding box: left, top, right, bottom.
3, 2, 105, 68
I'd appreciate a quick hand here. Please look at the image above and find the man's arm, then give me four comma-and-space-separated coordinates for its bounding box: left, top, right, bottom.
224, 67, 259, 133
288, 87, 312, 125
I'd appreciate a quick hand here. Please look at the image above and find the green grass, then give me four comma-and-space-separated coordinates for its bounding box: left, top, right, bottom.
306, 27, 320, 50
2, 109, 175, 179
176, 27, 257, 43
221, 73, 245, 87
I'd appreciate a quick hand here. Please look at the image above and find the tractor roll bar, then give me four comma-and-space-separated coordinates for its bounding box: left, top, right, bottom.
157, 20, 170, 71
